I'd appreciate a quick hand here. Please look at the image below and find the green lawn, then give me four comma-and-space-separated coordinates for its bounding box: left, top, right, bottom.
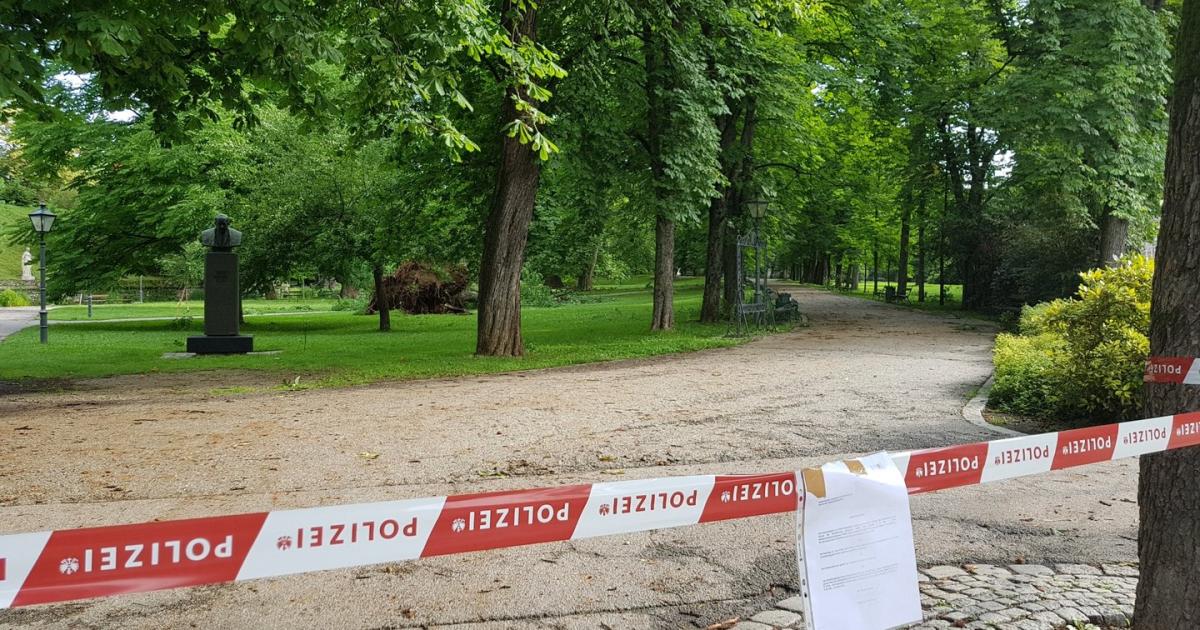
0, 285, 749, 388
830, 280, 966, 312
0, 203, 33, 280
49, 298, 341, 320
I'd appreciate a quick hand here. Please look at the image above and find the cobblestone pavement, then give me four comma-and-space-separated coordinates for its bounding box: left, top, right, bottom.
725, 563, 1138, 630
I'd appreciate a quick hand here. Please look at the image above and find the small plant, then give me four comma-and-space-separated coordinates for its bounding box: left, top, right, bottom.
0, 289, 31, 307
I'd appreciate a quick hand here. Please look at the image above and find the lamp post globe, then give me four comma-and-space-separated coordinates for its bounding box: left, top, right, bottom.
27, 202, 57, 344
746, 197, 768, 221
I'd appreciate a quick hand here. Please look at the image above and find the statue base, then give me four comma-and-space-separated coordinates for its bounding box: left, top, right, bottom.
187, 335, 254, 355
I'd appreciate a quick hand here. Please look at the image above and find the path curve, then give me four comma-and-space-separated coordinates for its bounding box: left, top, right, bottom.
0, 286, 1139, 629
0, 307, 37, 343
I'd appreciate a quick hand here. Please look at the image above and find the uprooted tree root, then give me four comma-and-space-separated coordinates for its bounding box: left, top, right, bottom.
366, 261, 472, 315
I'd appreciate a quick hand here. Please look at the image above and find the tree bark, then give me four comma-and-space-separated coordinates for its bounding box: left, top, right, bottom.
372, 264, 390, 332
644, 20, 675, 331
475, 2, 540, 357
700, 192, 727, 323
651, 215, 676, 330
897, 199, 912, 297
722, 223, 738, 314
1099, 211, 1130, 268
1135, 2, 1200, 626
577, 246, 598, 291
917, 215, 927, 303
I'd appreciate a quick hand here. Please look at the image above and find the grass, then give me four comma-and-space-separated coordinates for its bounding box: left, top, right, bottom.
0, 284, 751, 388
817, 280, 969, 313
0, 203, 32, 280
49, 298, 341, 321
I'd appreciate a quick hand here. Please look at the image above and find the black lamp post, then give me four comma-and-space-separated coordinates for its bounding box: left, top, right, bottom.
746, 197, 769, 308
27, 202, 57, 344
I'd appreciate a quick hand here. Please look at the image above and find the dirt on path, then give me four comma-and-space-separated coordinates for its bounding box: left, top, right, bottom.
0, 286, 1139, 629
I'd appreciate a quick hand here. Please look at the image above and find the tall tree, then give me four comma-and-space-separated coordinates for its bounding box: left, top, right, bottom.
476, 1, 550, 356
1135, 0, 1200, 625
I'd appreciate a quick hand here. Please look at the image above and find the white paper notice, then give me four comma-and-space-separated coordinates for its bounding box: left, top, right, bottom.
796, 452, 922, 630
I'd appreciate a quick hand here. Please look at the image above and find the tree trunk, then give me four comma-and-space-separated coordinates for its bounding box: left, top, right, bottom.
917, 214, 927, 303
577, 246, 598, 291
897, 201, 912, 297
373, 264, 390, 332
722, 223, 738, 314
872, 246, 880, 295
1099, 211, 1129, 268
651, 215, 675, 330
1135, 3, 1200, 626
475, 2, 540, 357
700, 192, 726, 323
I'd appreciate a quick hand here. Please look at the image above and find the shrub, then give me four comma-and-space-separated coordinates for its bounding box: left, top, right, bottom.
0, 289, 32, 307
991, 255, 1152, 422
520, 268, 558, 308
990, 333, 1067, 416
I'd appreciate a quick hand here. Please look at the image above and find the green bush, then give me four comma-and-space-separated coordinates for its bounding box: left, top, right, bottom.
0, 289, 32, 307
520, 268, 558, 308
990, 333, 1067, 416
991, 255, 1152, 422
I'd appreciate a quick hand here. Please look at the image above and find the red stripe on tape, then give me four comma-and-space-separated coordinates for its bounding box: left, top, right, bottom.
903, 443, 988, 493
1052, 425, 1118, 470
422, 485, 590, 557
12, 513, 266, 607
699, 473, 798, 523
1169, 412, 1200, 449
1145, 357, 1194, 383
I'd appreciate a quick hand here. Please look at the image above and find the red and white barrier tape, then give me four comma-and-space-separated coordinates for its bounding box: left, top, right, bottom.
1145, 356, 1200, 384
3, 411, 1199, 610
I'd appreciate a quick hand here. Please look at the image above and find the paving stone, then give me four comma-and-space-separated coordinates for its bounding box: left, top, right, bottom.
1096, 608, 1130, 627
1056, 607, 1088, 623
749, 609, 802, 627
731, 622, 773, 630
978, 611, 1012, 624
1102, 564, 1140, 577
925, 565, 968, 579
775, 596, 805, 614
965, 563, 1012, 577
978, 600, 1006, 612
1055, 564, 1103, 575
1031, 611, 1064, 625
1009, 564, 1055, 576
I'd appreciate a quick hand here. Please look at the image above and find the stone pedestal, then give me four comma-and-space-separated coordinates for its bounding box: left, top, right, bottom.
187, 251, 253, 354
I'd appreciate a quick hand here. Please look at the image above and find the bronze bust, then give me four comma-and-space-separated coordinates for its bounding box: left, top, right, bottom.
200, 214, 243, 251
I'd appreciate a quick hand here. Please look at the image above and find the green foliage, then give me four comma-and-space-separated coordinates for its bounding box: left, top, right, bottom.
159, 241, 205, 295
0, 288, 31, 307
519, 268, 557, 308
331, 298, 370, 314
991, 255, 1153, 421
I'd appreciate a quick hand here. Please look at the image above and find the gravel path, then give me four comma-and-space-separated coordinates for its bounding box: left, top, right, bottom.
0, 286, 1140, 629
0, 307, 37, 343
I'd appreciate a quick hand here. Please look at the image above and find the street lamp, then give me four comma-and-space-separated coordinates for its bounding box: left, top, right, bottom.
745, 197, 769, 314
28, 202, 57, 344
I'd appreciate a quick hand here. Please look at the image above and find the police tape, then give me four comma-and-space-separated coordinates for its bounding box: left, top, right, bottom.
2, 411, 1199, 610
1145, 356, 1200, 384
